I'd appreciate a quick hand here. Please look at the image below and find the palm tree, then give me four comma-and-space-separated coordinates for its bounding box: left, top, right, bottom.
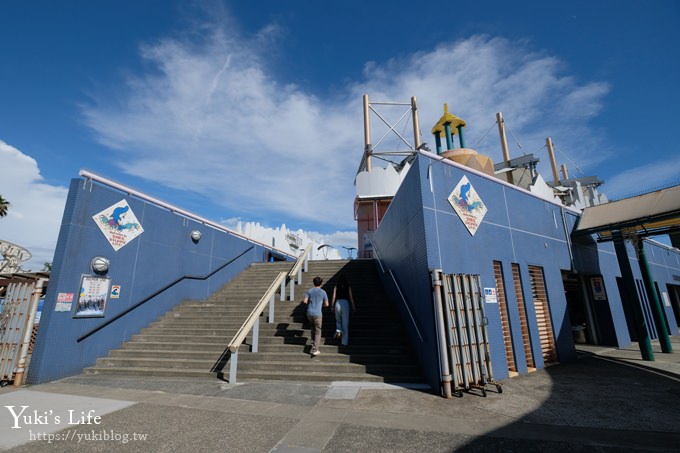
0, 195, 9, 217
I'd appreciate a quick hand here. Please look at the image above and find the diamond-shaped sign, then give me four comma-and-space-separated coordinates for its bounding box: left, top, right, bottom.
93, 200, 144, 251
448, 176, 487, 236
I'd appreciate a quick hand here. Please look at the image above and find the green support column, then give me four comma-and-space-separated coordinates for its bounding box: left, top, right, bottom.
612, 231, 654, 361
435, 134, 442, 154
634, 237, 673, 353
457, 125, 466, 148
444, 123, 453, 150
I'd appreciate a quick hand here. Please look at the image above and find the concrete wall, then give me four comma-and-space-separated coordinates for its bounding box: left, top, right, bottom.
373, 152, 680, 390
573, 235, 680, 345
420, 154, 576, 377
28, 178, 286, 384
371, 157, 438, 389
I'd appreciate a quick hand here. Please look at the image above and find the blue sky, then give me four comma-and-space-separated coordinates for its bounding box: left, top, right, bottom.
1, 1, 679, 270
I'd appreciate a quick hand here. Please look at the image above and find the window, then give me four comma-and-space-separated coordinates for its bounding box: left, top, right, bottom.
528, 265, 557, 364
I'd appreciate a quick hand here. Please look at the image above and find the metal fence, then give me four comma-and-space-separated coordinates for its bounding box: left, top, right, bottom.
0, 278, 46, 386
434, 270, 502, 397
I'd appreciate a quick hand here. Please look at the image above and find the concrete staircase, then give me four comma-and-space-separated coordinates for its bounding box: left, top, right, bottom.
84, 259, 424, 384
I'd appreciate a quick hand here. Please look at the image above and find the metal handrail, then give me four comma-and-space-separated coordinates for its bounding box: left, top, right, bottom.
77, 246, 254, 342
288, 243, 312, 279
227, 272, 287, 353
285, 243, 313, 301
221, 244, 312, 383
370, 239, 424, 342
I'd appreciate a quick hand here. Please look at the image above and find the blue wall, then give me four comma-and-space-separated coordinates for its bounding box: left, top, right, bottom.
572, 235, 680, 344
373, 152, 680, 392
28, 177, 287, 384
371, 157, 438, 390
420, 155, 576, 377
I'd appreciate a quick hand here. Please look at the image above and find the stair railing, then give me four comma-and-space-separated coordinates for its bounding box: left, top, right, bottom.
283, 243, 313, 302
222, 245, 312, 383
369, 239, 424, 343
224, 271, 287, 383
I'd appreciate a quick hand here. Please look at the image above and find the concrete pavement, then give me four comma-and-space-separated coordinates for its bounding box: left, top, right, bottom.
1, 337, 679, 452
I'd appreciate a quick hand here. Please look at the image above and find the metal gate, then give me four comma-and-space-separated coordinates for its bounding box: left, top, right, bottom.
436, 272, 502, 397
0, 279, 45, 385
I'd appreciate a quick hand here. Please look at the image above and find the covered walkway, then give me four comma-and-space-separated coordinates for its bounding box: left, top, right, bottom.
574, 183, 680, 360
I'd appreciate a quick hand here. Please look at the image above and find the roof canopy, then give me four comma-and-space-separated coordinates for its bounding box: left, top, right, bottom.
574, 184, 680, 240
431, 103, 466, 136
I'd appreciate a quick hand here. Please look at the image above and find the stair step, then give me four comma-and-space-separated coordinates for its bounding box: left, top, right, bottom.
86, 260, 425, 384
118, 341, 412, 354
83, 366, 215, 378
95, 356, 420, 375
132, 332, 411, 345
109, 348, 413, 364
231, 370, 424, 383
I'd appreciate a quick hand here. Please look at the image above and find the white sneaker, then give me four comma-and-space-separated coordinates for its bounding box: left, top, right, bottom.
311, 350, 320, 357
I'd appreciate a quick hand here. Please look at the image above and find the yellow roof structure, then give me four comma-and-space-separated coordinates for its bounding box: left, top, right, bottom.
431, 103, 466, 136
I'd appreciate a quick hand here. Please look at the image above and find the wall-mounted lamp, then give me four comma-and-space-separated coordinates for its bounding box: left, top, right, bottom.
190, 230, 202, 243
91, 256, 110, 274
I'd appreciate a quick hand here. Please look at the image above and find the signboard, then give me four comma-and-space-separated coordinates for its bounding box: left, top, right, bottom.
590, 276, 607, 301
662, 291, 671, 307
448, 175, 487, 236
111, 285, 121, 299
55, 292, 74, 312
93, 199, 144, 251
484, 288, 498, 303
74, 276, 110, 318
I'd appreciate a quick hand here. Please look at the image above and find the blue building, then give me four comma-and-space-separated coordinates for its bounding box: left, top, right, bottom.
357, 98, 680, 394
26, 97, 680, 398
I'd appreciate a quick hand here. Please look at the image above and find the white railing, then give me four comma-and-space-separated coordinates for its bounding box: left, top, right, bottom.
226, 272, 287, 383
284, 243, 312, 302
225, 244, 312, 383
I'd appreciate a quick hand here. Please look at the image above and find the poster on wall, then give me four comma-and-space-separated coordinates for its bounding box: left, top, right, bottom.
448, 175, 487, 236
55, 292, 74, 312
93, 199, 144, 251
662, 291, 671, 307
74, 275, 110, 318
590, 276, 607, 301
484, 288, 498, 303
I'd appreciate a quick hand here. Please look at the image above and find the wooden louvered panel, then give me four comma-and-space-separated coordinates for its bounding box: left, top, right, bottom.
512, 264, 535, 369
493, 261, 516, 372
528, 265, 557, 364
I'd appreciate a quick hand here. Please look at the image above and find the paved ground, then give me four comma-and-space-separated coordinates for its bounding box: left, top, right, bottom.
1, 338, 679, 452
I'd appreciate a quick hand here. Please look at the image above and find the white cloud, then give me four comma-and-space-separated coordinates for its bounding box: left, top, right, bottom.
81, 22, 612, 233
0, 140, 69, 271
602, 158, 680, 199
351, 36, 611, 175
